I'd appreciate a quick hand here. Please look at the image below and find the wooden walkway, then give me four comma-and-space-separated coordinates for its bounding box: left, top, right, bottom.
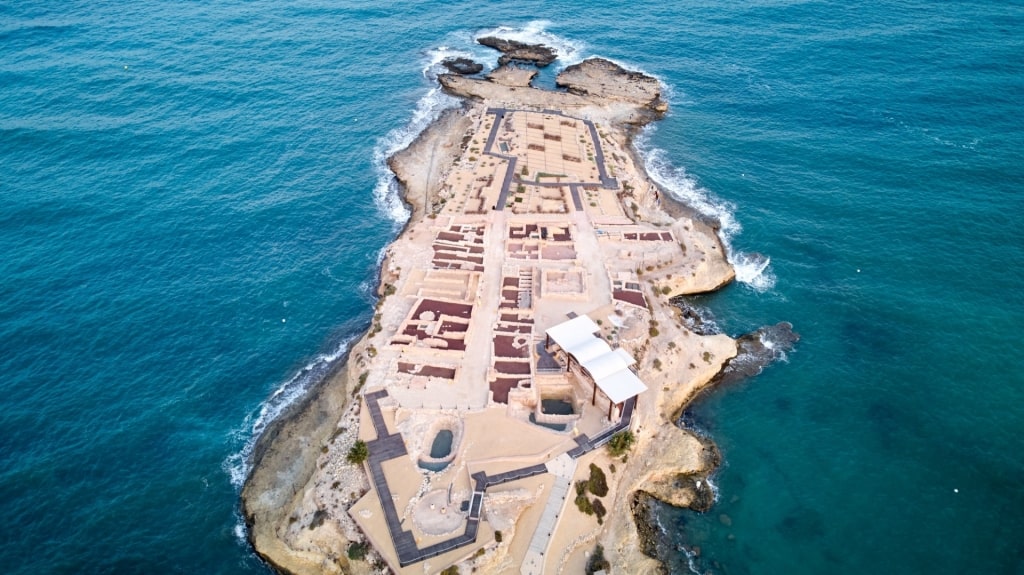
483, 108, 617, 213
362, 390, 637, 567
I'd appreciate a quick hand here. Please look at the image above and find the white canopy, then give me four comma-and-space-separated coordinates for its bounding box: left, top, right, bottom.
545, 315, 600, 352
580, 348, 634, 381
598, 368, 648, 404
545, 316, 647, 404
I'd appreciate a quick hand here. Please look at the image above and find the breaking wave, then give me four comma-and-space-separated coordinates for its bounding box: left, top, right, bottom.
223, 335, 356, 490
473, 20, 586, 67
732, 251, 777, 292
371, 84, 459, 226
634, 127, 776, 292
223, 334, 358, 545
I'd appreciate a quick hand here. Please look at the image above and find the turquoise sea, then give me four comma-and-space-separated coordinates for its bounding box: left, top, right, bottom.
2, 2, 1021, 573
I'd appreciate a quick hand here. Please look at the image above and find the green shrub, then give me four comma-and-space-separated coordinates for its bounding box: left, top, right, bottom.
347, 440, 369, 465
606, 430, 635, 459
587, 464, 608, 497
649, 327, 660, 337
586, 544, 611, 575
592, 498, 607, 523
575, 493, 594, 515
347, 542, 369, 561
352, 372, 368, 397
575, 480, 588, 497
494, 530, 503, 543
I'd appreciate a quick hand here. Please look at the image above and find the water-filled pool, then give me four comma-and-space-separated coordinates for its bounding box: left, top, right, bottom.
429, 429, 454, 459
541, 398, 574, 415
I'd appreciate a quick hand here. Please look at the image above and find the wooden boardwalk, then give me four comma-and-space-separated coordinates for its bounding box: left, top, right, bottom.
362, 388, 637, 567
483, 108, 616, 213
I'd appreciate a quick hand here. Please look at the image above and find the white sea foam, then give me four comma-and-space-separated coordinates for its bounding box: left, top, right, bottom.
223, 334, 358, 548
705, 473, 721, 503
473, 20, 586, 68
758, 329, 790, 363
223, 336, 354, 491
371, 65, 461, 225
732, 251, 777, 292
421, 45, 481, 79
635, 126, 777, 292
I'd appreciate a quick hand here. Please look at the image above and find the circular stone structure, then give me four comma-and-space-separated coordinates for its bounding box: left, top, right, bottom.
417, 415, 463, 472
413, 489, 465, 535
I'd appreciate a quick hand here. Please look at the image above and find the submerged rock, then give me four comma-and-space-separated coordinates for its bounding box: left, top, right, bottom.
673, 298, 722, 336
477, 36, 558, 67
716, 322, 799, 386
441, 57, 483, 75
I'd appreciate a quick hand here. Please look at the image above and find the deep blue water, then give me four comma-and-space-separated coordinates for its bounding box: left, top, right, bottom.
2, 2, 1021, 574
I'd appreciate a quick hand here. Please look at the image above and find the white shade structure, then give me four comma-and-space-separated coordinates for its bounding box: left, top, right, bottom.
544, 316, 648, 410
544, 315, 601, 352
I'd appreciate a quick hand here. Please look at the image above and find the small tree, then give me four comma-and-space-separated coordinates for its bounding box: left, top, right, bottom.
606, 430, 635, 459
586, 544, 611, 575
592, 498, 607, 524
587, 463, 608, 497
347, 542, 368, 561
347, 440, 369, 465
574, 493, 594, 515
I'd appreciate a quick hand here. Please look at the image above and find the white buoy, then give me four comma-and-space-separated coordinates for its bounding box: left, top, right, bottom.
282, 318, 286, 323
857, 269, 861, 273
954, 488, 959, 493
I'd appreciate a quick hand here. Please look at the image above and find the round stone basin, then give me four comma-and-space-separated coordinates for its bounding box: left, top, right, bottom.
416, 416, 461, 473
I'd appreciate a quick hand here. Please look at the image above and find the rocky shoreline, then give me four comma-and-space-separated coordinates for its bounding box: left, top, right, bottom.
241, 40, 775, 575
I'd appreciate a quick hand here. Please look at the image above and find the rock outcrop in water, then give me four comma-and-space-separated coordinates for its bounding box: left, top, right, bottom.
476, 36, 558, 66
715, 322, 799, 386
557, 57, 669, 113
440, 57, 483, 75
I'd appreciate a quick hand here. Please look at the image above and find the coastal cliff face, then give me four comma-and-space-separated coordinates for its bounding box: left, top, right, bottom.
241, 365, 357, 575
241, 47, 744, 575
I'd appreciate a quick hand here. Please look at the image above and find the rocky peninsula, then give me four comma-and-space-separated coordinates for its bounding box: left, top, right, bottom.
242, 43, 757, 575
